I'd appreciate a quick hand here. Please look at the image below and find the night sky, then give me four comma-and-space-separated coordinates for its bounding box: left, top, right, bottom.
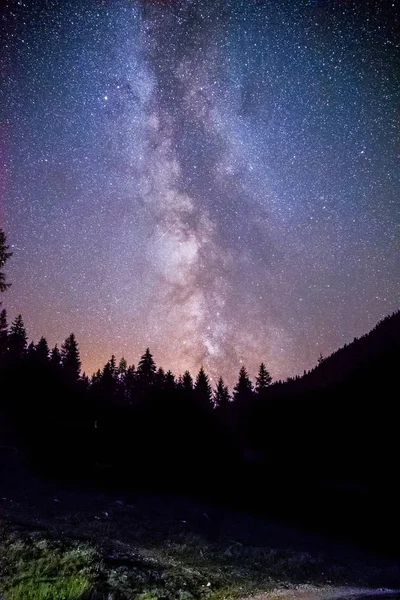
1, 0, 399, 385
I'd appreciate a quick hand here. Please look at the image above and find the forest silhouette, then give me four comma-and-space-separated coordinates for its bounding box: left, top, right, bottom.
1, 228, 399, 552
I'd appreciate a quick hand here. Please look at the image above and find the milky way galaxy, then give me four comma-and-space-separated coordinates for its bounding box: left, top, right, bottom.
1, 0, 399, 385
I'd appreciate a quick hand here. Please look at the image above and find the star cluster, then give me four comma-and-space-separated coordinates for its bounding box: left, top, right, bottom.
1, 0, 399, 385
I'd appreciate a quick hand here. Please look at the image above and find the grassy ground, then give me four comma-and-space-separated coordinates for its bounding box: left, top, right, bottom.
1, 462, 400, 600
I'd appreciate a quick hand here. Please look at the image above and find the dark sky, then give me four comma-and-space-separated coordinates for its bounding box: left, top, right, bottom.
1, 0, 399, 385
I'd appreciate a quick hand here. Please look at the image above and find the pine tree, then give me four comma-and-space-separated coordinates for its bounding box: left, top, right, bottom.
36, 336, 50, 363
0, 309, 8, 361
102, 360, 114, 382
137, 348, 156, 384
255, 363, 272, 394
0, 228, 12, 298
81, 372, 90, 391
109, 354, 117, 377
182, 370, 193, 392
8, 314, 27, 361
233, 365, 253, 403
214, 376, 230, 409
124, 364, 136, 403
27, 341, 36, 361
155, 367, 166, 388
165, 370, 175, 391
50, 344, 61, 368
118, 357, 127, 379
61, 333, 81, 381
116, 357, 128, 401
91, 369, 102, 388
194, 366, 213, 410
99, 358, 118, 399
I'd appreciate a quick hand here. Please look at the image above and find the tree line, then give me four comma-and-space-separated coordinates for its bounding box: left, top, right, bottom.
0, 226, 275, 419
1, 226, 273, 411
1, 228, 268, 489
2, 225, 400, 553
0, 313, 273, 410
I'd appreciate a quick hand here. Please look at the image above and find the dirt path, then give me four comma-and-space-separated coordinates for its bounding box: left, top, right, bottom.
243, 585, 400, 600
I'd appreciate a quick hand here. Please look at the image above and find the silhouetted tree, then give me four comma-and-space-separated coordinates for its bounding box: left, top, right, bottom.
61, 333, 81, 382
103, 355, 124, 399
109, 354, 117, 376
50, 344, 61, 369
97, 358, 118, 401
0, 308, 8, 362
91, 369, 102, 388
36, 336, 50, 363
0, 228, 12, 297
214, 376, 230, 409
180, 370, 192, 392
27, 341, 36, 361
165, 370, 176, 391
118, 357, 127, 379
137, 348, 156, 385
8, 314, 27, 362
81, 372, 90, 391
255, 363, 272, 394
155, 367, 166, 388
124, 364, 136, 403
233, 365, 253, 403
194, 366, 213, 410
115, 357, 128, 401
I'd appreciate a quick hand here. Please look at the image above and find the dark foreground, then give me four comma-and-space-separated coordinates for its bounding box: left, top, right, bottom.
1, 451, 400, 600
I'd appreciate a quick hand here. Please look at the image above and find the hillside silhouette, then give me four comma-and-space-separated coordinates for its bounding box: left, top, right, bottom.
246, 309, 400, 484
0, 272, 399, 553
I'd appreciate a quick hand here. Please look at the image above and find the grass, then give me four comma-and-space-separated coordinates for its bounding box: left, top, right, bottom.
0, 529, 326, 600
0, 536, 96, 600
1, 480, 399, 600
0, 530, 233, 600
